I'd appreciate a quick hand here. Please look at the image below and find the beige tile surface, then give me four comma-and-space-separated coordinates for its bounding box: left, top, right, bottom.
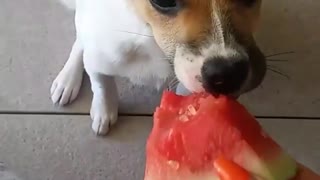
0, 0, 319, 116
0, 116, 152, 180
239, 0, 320, 116
0, 115, 319, 180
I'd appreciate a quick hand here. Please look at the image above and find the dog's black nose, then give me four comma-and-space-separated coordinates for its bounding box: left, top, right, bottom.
201, 56, 249, 95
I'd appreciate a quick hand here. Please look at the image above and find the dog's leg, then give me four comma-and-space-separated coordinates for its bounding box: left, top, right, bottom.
51, 39, 84, 105
87, 73, 119, 135
176, 82, 191, 96
83, 49, 119, 135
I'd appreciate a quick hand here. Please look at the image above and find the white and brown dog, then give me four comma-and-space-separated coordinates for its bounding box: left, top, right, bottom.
51, 0, 266, 135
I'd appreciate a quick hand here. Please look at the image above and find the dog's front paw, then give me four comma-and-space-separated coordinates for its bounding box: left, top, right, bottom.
51, 67, 83, 105
90, 94, 118, 136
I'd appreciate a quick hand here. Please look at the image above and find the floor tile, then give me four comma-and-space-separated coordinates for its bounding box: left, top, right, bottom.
0, 115, 319, 180
260, 118, 320, 173
239, 0, 320, 117
0, 115, 151, 180
1, 0, 319, 116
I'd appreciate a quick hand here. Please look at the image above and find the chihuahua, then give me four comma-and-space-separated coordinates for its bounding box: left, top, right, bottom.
51, 0, 266, 135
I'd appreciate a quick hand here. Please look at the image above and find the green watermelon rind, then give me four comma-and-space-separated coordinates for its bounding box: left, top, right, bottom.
266, 153, 297, 180
238, 146, 298, 180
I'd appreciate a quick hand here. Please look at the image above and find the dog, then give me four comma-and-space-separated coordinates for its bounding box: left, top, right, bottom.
51, 0, 266, 135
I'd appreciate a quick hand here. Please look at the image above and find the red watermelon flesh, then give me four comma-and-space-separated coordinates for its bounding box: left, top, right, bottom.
144, 91, 297, 180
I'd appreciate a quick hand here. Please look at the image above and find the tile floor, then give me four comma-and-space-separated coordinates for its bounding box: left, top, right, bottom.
0, 0, 319, 179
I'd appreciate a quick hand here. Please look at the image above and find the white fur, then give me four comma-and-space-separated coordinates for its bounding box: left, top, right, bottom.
76, 0, 171, 85
51, 39, 83, 105
53, 0, 172, 135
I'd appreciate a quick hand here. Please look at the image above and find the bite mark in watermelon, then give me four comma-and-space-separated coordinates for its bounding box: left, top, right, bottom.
144, 91, 297, 180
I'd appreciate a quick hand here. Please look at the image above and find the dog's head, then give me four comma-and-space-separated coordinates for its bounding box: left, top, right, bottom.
133, 0, 266, 96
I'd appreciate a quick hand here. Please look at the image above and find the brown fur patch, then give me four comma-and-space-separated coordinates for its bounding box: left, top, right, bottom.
131, 0, 262, 51
175, 1, 212, 43
231, 1, 262, 34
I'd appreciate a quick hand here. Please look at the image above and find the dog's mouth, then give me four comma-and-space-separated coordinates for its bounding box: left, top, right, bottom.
172, 43, 267, 97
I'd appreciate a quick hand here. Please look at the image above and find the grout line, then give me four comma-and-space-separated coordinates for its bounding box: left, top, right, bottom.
0, 111, 320, 120
0, 111, 152, 117
255, 116, 320, 120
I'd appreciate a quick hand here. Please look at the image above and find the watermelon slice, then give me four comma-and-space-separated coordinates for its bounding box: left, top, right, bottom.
144, 91, 297, 180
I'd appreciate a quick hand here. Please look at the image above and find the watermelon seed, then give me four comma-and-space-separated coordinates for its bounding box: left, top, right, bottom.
179, 115, 189, 122
168, 129, 174, 139
187, 105, 197, 115
178, 108, 183, 115
167, 160, 180, 170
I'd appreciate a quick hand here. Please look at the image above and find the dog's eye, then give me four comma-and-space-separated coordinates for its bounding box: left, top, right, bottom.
240, 0, 257, 6
149, 0, 181, 15
151, 0, 176, 8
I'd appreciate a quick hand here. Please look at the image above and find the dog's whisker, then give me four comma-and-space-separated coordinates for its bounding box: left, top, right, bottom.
267, 64, 282, 69
267, 59, 289, 62
168, 77, 180, 89
267, 67, 290, 80
267, 64, 283, 71
170, 79, 179, 85
172, 80, 179, 86
161, 57, 174, 61
169, 81, 180, 91
167, 79, 179, 91
116, 30, 154, 38
169, 78, 179, 85
169, 76, 177, 82
265, 51, 295, 58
